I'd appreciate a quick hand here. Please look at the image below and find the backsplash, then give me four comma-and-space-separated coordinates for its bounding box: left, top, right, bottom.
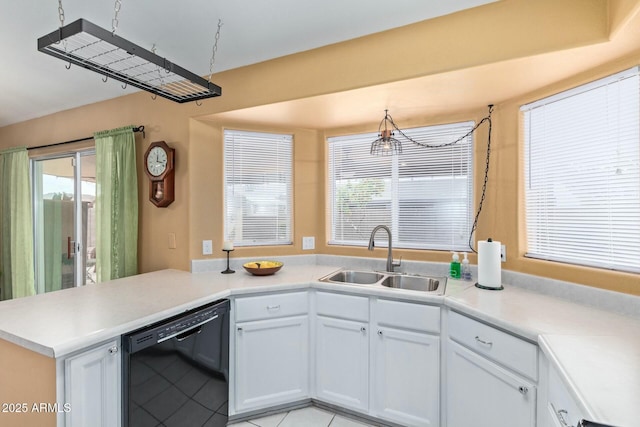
191, 254, 640, 319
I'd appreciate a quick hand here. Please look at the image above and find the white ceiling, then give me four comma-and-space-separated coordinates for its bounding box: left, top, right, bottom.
0, 0, 497, 128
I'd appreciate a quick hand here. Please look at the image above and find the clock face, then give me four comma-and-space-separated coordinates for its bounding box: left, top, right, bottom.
146, 146, 168, 177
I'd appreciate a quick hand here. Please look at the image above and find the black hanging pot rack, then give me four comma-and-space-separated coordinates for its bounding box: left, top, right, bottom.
37, 18, 222, 103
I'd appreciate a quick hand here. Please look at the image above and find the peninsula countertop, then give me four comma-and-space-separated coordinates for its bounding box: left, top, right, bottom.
0, 263, 638, 426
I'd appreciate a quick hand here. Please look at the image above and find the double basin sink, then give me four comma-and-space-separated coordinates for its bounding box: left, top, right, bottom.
319, 269, 446, 295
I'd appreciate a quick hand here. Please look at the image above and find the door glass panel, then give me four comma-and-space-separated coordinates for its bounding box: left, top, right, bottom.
32, 151, 96, 293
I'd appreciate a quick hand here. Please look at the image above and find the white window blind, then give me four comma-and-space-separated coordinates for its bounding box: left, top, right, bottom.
522, 67, 640, 273
224, 129, 293, 246
328, 122, 474, 251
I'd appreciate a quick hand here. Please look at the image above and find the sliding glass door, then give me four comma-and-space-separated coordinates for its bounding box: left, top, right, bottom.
32, 150, 96, 293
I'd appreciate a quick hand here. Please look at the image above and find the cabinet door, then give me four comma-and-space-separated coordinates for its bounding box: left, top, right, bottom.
373, 327, 440, 426
65, 340, 121, 427
315, 315, 369, 412
446, 339, 536, 427
235, 315, 309, 413
546, 364, 586, 427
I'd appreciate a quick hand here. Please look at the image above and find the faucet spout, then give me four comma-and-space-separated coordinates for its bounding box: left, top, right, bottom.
368, 225, 400, 272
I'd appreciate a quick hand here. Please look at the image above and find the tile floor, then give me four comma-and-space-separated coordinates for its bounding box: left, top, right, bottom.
229, 406, 376, 427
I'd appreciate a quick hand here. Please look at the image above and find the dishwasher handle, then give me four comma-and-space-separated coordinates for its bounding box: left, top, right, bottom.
158, 314, 218, 343
175, 326, 203, 341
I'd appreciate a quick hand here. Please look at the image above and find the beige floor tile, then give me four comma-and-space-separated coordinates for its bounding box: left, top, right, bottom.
329, 414, 374, 427
247, 411, 288, 427
278, 406, 335, 427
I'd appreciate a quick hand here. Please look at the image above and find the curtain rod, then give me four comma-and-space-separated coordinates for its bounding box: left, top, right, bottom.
27, 126, 145, 151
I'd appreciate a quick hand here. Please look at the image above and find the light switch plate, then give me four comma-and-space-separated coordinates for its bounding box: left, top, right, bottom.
168, 233, 176, 249
302, 236, 315, 250
202, 240, 213, 255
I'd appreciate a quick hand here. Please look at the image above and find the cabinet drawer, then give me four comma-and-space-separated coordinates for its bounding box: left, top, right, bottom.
236, 292, 308, 322
376, 299, 440, 333
448, 311, 537, 380
316, 291, 369, 322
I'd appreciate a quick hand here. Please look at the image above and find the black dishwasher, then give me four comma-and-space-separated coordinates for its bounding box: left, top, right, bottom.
123, 299, 230, 427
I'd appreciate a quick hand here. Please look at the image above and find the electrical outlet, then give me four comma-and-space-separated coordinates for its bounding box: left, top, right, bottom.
501, 244, 506, 262
302, 236, 315, 250
202, 240, 213, 255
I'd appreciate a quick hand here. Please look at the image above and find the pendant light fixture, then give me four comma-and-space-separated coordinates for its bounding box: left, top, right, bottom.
370, 105, 494, 156
370, 110, 403, 156
38, 1, 222, 103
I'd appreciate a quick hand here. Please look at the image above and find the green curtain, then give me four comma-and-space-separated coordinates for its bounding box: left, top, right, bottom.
43, 199, 62, 293
94, 126, 138, 282
0, 147, 36, 300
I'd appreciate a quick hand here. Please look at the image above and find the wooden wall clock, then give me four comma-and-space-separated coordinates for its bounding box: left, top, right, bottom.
143, 141, 175, 207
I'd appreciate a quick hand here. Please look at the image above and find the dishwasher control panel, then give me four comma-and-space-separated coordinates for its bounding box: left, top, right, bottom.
156, 306, 219, 340
124, 299, 229, 353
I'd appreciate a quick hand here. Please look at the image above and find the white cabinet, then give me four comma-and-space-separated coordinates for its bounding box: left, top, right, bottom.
447, 339, 536, 427
314, 292, 370, 411
313, 292, 441, 426
373, 326, 440, 426
63, 339, 121, 427
234, 292, 309, 413
372, 299, 440, 427
544, 362, 586, 427
446, 311, 537, 427
315, 315, 369, 411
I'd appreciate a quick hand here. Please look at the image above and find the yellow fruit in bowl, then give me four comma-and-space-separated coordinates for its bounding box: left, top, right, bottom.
243, 260, 283, 275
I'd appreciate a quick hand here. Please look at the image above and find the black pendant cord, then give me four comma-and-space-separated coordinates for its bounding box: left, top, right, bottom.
468, 105, 493, 254
392, 106, 492, 150
27, 126, 145, 151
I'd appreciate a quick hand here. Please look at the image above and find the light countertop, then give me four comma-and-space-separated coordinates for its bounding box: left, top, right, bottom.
0, 262, 638, 426
446, 284, 640, 427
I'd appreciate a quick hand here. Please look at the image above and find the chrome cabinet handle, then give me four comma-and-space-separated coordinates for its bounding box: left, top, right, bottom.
475, 336, 493, 346
518, 386, 528, 395
556, 409, 570, 427
360, 327, 366, 333
378, 330, 383, 336
266, 305, 281, 311
237, 327, 243, 332
108, 346, 118, 355
550, 403, 571, 427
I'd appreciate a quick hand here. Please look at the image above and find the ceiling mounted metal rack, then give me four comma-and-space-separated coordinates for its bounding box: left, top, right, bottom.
37, 18, 222, 103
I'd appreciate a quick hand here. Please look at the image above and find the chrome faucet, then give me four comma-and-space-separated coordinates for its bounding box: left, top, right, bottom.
368, 225, 401, 272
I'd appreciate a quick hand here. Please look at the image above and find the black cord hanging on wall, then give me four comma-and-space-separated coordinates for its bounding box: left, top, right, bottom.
468, 105, 493, 253
371, 104, 494, 253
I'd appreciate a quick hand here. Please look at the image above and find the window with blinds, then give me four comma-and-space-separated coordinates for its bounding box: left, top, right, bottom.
223, 130, 293, 246
522, 66, 640, 273
327, 122, 474, 251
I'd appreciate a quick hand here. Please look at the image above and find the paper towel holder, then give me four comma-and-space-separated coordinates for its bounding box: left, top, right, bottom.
475, 237, 504, 290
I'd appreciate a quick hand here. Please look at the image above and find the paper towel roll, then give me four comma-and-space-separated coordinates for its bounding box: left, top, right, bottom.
477, 239, 502, 289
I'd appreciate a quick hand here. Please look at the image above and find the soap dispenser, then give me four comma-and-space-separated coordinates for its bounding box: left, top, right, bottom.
450, 252, 461, 279
461, 252, 472, 280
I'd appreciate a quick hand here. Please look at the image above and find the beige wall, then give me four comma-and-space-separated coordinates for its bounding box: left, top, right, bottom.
188, 118, 322, 259
0, 339, 56, 427
0, 0, 638, 296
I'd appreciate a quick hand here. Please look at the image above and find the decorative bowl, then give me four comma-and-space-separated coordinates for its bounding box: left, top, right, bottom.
243, 260, 284, 276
